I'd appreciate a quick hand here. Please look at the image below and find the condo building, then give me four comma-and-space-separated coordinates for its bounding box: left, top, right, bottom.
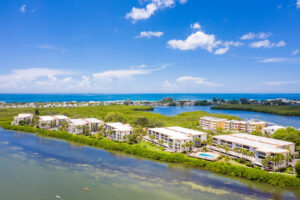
199, 117, 267, 133
38, 116, 56, 129
105, 122, 133, 142
12, 113, 33, 125
262, 125, 285, 135
53, 115, 70, 127
210, 133, 294, 170
147, 127, 207, 153
67, 119, 89, 135
199, 117, 226, 131
84, 118, 104, 132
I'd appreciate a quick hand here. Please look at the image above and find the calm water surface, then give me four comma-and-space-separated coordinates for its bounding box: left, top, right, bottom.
0, 128, 299, 200
1, 93, 300, 103
152, 106, 300, 129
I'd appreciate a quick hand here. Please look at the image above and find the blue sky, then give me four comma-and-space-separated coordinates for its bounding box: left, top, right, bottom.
0, 0, 300, 93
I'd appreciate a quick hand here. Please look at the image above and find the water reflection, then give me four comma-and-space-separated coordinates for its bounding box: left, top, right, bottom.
0, 129, 299, 200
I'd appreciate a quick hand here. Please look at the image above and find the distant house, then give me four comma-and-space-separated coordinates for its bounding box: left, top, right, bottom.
200, 117, 267, 133
147, 127, 207, 153
199, 117, 226, 130
67, 119, 89, 135
53, 115, 70, 127
83, 118, 104, 133
12, 113, 33, 125
38, 116, 56, 129
105, 122, 133, 142
263, 125, 285, 136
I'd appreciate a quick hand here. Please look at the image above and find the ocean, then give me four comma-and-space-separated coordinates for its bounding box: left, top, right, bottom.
0, 93, 300, 103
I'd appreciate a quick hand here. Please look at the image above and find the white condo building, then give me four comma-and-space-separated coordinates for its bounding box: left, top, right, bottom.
84, 118, 104, 132
262, 125, 285, 135
210, 133, 295, 170
147, 127, 207, 153
53, 115, 70, 127
38, 116, 56, 129
12, 113, 33, 125
105, 122, 133, 142
68, 119, 89, 135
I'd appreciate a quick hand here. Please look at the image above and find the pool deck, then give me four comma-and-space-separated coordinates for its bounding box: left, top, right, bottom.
188, 151, 219, 161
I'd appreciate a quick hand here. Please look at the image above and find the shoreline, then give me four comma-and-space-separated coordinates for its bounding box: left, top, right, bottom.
1, 123, 300, 189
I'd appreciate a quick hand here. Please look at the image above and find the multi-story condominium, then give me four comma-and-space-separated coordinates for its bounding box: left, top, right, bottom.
68, 119, 89, 135
210, 133, 295, 170
105, 122, 133, 142
11, 113, 33, 125
38, 116, 56, 129
53, 115, 70, 127
83, 118, 104, 132
199, 117, 226, 131
262, 125, 285, 136
230, 120, 247, 133
247, 120, 266, 133
147, 127, 207, 153
200, 117, 267, 133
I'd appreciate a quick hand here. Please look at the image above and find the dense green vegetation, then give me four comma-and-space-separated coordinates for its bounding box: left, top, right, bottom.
272, 127, 300, 151
0, 122, 299, 188
211, 104, 300, 116
1, 105, 300, 188
0, 105, 240, 128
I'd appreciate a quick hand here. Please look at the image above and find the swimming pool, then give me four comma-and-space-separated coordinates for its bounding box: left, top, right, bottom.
199, 153, 214, 158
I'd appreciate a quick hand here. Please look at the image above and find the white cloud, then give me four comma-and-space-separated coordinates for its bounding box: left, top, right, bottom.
176, 76, 222, 86
0, 64, 169, 93
0, 68, 71, 91
179, 0, 188, 4
297, 0, 300, 9
93, 64, 167, 82
167, 30, 241, 55
36, 44, 58, 50
191, 22, 201, 30
240, 32, 272, 40
20, 4, 26, 13
167, 30, 221, 52
214, 41, 242, 55
162, 80, 177, 90
250, 40, 285, 48
136, 31, 163, 38
126, 0, 186, 22
259, 57, 300, 63
263, 81, 298, 86
36, 44, 65, 53
292, 49, 299, 55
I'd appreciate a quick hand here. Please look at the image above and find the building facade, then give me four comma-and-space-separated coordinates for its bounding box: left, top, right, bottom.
67, 119, 89, 135
147, 127, 207, 153
12, 113, 33, 125
105, 122, 133, 142
210, 133, 294, 170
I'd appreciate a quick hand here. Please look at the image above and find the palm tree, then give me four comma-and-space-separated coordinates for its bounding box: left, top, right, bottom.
149, 135, 155, 141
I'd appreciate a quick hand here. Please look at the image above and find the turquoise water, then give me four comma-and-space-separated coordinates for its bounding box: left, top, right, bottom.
0, 93, 299, 103
0, 128, 299, 200
152, 106, 300, 128
199, 153, 214, 158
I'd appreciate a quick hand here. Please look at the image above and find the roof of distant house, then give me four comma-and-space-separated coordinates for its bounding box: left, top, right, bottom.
39, 116, 56, 121
68, 119, 88, 126
17, 113, 33, 118
106, 122, 133, 131
149, 127, 192, 140
54, 115, 69, 120
84, 118, 103, 123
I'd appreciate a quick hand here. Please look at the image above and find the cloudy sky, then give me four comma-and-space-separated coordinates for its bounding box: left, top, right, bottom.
0, 0, 300, 93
